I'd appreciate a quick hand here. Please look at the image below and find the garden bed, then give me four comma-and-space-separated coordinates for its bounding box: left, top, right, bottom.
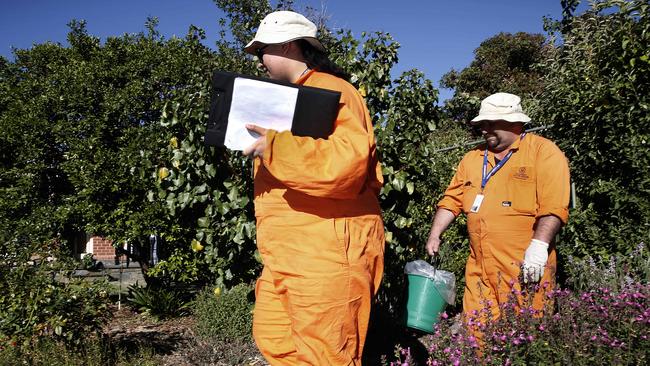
102, 305, 266, 365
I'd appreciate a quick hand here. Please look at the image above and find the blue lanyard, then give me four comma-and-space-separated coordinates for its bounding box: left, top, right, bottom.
481, 133, 526, 190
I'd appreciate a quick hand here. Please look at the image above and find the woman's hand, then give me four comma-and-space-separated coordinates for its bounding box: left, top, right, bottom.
242, 124, 268, 158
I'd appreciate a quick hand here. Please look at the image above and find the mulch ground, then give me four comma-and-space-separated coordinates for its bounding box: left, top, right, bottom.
101, 305, 423, 365
102, 305, 267, 365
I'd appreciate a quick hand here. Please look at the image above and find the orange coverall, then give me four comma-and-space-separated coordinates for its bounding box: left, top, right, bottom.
437, 134, 570, 319
252, 70, 385, 365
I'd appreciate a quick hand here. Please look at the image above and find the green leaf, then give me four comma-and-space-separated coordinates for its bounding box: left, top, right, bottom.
205, 163, 216, 177
406, 182, 415, 195
197, 217, 210, 228
392, 176, 405, 191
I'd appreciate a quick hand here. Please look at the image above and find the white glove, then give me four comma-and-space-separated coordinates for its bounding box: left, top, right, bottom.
522, 239, 549, 283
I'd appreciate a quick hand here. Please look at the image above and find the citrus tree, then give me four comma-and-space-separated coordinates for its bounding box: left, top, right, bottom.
0, 19, 218, 282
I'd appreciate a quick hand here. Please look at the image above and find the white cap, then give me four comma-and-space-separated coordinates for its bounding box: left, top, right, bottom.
244, 11, 325, 55
470, 92, 531, 124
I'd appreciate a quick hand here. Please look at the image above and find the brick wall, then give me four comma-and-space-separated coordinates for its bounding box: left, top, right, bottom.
86, 236, 126, 263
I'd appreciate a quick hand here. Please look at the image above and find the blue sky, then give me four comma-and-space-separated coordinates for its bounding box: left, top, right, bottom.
0, 1, 585, 102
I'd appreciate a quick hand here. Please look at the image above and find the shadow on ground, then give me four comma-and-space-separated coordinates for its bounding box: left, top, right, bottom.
363, 307, 430, 365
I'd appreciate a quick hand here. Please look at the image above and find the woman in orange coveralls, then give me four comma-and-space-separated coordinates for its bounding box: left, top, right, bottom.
241, 11, 385, 366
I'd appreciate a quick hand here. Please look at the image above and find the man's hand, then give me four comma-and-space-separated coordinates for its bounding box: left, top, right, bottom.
242, 124, 268, 158
426, 234, 442, 256
425, 209, 456, 256
521, 239, 549, 283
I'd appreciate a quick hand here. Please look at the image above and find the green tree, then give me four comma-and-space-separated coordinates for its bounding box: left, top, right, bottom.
441, 32, 551, 125
0, 19, 217, 280
533, 0, 650, 259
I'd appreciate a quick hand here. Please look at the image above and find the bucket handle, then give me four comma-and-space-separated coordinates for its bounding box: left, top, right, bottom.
429, 252, 441, 278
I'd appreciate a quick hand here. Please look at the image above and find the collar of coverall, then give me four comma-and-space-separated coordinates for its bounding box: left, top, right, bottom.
294, 68, 315, 84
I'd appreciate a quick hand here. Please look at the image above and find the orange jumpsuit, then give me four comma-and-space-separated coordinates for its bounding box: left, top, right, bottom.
252, 70, 385, 365
437, 134, 569, 319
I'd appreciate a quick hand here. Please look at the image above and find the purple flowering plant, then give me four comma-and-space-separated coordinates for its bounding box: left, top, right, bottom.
391, 243, 650, 366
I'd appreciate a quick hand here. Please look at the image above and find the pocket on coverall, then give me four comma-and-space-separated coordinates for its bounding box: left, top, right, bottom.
509, 166, 536, 215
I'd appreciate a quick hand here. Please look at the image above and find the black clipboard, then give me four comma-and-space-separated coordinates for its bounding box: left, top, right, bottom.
205, 71, 342, 147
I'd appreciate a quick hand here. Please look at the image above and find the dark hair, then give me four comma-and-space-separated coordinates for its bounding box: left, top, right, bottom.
296, 39, 350, 81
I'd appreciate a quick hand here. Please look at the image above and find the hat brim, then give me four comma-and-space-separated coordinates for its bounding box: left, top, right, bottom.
470, 113, 531, 125
244, 37, 325, 55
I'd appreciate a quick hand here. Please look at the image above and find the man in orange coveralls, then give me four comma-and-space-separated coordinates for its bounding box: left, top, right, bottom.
241, 11, 385, 366
425, 92, 570, 321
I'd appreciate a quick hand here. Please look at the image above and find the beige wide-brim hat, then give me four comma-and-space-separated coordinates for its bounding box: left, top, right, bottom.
470, 92, 531, 124
244, 11, 325, 55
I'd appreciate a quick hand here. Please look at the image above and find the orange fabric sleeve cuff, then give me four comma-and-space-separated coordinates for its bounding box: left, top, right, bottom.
437, 198, 462, 217
536, 207, 569, 225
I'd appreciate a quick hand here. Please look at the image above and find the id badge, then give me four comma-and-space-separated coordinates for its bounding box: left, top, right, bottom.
470, 194, 485, 213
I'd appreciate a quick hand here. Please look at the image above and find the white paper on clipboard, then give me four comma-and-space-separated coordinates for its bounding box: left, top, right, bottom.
223, 77, 299, 151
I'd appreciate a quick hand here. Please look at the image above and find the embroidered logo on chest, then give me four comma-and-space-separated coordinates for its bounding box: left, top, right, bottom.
513, 167, 530, 180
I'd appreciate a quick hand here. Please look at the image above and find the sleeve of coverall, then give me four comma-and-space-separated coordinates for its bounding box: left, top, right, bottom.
260, 102, 371, 199
535, 143, 570, 224
436, 158, 467, 217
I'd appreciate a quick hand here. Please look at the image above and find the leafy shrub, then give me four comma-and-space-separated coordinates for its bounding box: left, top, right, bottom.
193, 283, 254, 342
79, 253, 105, 271
0, 259, 112, 347
0, 336, 159, 366
390, 244, 650, 365
144, 248, 215, 287
533, 0, 650, 257
563, 242, 650, 293
81, 253, 95, 270
126, 284, 191, 320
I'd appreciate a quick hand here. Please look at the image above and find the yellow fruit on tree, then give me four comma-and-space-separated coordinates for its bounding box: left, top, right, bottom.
191, 239, 204, 252
158, 167, 169, 180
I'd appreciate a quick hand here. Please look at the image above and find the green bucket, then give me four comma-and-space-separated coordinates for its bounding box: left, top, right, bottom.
405, 273, 447, 333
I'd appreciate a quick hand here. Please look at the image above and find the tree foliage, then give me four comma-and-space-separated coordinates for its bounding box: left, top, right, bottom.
441, 32, 550, 125
0, 19, 218, 278
1, 1, 648, 338
533, 0, 650, 259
